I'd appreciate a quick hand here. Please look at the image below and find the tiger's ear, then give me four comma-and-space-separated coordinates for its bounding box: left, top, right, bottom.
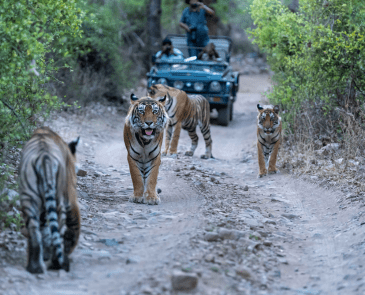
273, 105, 280, 114
68, 136, 80, 155
257, 104, 264, 111
130, 93, 139, 104
158, 95, 167, 105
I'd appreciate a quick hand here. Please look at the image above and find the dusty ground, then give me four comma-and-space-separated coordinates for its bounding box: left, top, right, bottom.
1, 74, 365, 295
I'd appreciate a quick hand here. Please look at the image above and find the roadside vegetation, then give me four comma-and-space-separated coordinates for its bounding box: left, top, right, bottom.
250, 0, 365, 193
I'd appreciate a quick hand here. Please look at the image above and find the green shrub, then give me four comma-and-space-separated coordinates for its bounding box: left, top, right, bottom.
249, 0, 365, 132
0, 0, 84, 146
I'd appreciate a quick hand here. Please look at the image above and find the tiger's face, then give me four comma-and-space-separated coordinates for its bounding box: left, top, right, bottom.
257, 104, 280, 134
129, 94, 168, 140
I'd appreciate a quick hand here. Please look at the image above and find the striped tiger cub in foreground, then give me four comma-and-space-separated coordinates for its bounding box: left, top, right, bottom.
19, 127, 80, 273
124, 94, 168, 205
148, 84, 213, 159
257, 104, 282, 178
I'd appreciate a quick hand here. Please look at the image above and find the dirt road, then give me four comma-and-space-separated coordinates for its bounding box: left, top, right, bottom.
1, 74, 365, 295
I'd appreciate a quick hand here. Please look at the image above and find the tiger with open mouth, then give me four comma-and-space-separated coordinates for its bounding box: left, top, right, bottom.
123, 94, 168, 205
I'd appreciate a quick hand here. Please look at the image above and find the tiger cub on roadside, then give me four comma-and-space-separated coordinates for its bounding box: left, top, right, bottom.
257, 104, 282, 177
148, 84, 213, 159
19, 127, 80, 273
124, 94, 168, 205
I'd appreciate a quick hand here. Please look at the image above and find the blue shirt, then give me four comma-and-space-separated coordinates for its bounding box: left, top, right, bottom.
180, 7, 209, 45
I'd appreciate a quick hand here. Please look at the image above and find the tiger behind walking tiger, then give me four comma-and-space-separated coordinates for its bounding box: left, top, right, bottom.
148, 84, 213, 159
19, 127, 80, 273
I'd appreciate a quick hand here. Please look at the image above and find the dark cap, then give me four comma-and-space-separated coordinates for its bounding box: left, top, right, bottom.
162, 37, 172, 45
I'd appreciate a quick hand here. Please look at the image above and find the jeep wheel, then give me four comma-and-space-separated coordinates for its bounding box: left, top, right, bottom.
218, 103, 230, 126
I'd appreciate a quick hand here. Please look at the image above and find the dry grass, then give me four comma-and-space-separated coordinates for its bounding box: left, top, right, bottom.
277, 106, 365, 200
47, 66, 119, 106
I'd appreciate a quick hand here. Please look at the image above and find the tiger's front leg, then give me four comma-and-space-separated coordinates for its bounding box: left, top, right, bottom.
142, 156, 161, 205
163, 124, 172, 156
127, 155, 144, 203
257, 141, 267, 178
268, 140, 280, 174
168, 121, 182, 155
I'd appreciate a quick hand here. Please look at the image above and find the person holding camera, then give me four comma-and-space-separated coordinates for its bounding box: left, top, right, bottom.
155, 37, 184, 61
179, 0, 215, 57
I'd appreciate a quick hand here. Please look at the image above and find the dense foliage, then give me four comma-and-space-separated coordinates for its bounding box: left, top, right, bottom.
0, 0, 84, 145
250, 0, 365, 132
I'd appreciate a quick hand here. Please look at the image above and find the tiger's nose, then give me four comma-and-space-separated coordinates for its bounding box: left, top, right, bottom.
145, 121, 153, 126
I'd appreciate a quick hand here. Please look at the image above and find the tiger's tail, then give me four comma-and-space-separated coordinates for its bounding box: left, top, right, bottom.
36, 154, 64, 268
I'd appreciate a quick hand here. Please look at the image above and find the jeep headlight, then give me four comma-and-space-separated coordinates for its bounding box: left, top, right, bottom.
157, 78, 167, 85
173, 80, 184, 90
209, 81, 221, 92
194, 82, 204, 92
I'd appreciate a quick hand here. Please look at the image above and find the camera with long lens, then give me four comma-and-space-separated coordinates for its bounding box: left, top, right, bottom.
189, 26, 197, 42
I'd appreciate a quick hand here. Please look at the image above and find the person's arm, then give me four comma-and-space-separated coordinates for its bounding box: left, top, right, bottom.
156, 51, 163, 59
179, 22, 191, 32
180, 9, 191, 32
198, 2, 215, 15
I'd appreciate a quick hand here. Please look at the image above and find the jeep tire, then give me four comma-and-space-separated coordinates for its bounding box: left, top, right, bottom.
218, 101, 231, 126
229, 101, 233, 121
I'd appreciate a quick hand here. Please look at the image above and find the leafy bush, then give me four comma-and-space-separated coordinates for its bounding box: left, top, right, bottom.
249, 0, 365, 134
0, 0, 84, 146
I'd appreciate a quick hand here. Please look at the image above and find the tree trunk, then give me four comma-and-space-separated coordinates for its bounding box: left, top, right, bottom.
147, 0, 162, 60
288, 0, 299, 13
203, 0, 219, 36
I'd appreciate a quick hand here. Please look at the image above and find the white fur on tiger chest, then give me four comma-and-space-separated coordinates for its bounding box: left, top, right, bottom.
128, 137, 160, 163
259, 130, 278, 144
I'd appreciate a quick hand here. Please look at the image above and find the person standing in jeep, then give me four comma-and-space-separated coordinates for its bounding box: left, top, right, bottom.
179, 0, 215, 57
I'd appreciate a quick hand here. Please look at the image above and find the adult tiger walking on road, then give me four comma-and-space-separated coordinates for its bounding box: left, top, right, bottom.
148, 84, 213, 159
19, 127, 80, 273
124, 94, 168, 205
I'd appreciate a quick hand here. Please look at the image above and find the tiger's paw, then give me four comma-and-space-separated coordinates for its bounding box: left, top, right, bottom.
129, 194, 144, 203
168, 153, 178, 159
258, 170, 267, 178
26, 261, 46, 274
142, 192, 161, 205
200, 154, 211, 160
162, 151, 167, 156
268, 169, 279, 175
185, 151, 194, 156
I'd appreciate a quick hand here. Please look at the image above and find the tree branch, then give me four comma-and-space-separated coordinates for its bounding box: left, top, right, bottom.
0, 99, 28, 135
